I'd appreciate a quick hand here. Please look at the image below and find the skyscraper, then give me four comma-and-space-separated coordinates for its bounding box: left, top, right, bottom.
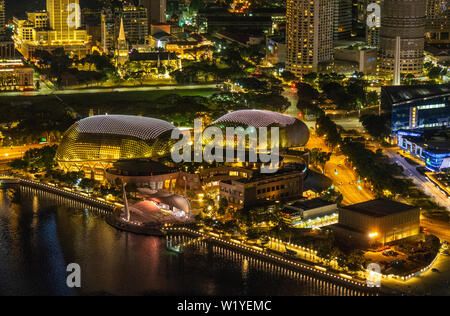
13, 0, 90, 59
286, 0, 335, 77
140, 0, 167, 25
366, 0, 383, 48
380, 0, 425, 77
425, 0, 449, 43
47, 0, 81, 42
334, 0, 352, 41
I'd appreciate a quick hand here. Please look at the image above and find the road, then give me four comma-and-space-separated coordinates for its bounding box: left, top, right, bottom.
0, 84, 220, 97
384, 148, 450, 212
306, 134, 374, 205
0, 144, 48, 161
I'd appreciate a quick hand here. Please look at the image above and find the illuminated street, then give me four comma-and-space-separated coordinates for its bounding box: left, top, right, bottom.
384, 148, 450, 211
306, 133, 374, 205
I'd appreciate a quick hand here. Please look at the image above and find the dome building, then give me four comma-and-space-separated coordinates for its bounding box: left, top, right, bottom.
56, 115, 179, 180
212, 109, 310, 149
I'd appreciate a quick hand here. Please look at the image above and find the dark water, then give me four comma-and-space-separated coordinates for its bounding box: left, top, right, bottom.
0, 186, 368, 296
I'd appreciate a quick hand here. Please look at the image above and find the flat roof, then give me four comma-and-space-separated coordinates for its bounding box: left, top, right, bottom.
341, 199, 416, 217
382, 83, 450, 105
290, 198, 335, 210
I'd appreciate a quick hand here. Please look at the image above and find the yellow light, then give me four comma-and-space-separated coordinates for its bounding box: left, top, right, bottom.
339, 273, 353, 279
369, 232, 379, 238
207, 206, 212, 211
315, 265, 327, 272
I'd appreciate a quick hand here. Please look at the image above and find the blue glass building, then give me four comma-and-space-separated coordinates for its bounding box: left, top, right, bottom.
382, 84, 450, 134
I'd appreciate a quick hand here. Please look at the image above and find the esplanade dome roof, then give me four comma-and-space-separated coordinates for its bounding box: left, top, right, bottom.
213, 110, 310, 148
56, 115, 178, 162
74, 115, 176, 140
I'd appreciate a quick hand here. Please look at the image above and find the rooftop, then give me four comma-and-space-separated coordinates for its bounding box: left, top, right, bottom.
290, 198, 335, 210
341, 199, 416, 218
382, 83, 450, 105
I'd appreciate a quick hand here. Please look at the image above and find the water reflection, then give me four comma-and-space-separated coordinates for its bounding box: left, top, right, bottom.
0, 187, 373, 296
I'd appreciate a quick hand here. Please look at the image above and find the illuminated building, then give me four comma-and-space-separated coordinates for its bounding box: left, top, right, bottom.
56, 115, 179, 180
425, 0, 449, 43
12, 0, 91, 59
219, 164, 306, 210
286, 0, 334, 76
333, 199, 420, 246
397, 129, 450, 171
0, 59, 34, 91
380, 0, 426, 77
212, 110, 310, 149
381, 83, 450, 133
115, 18, 129, 66
128, 51, 180, 72
101, 5, 148, 54
165, 34, 213, 60
280, 198, 338, 227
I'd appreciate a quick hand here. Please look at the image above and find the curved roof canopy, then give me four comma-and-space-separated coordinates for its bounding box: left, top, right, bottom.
138, 188, 191, 214
56, 115, 178, 162
213, 110, 310, 148
75, 115, 176, 140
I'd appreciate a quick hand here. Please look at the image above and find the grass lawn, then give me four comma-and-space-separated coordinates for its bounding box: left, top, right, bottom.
0, 88, 220, 118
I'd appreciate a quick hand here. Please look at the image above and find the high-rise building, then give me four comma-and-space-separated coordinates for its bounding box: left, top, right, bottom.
366, 0, 383, 48
101, 8, 115, 54
425, 0, 449, 43
140, 0, 167, 25
13, 0, 91, 59
286, 0, 335, 77
380, 0, 425, 77
101, 5, 148, 53
334, 0, 352, 41
47, 0, 81, 42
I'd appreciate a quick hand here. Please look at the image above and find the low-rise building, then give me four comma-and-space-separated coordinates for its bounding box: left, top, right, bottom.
397, 128, 450, 171
0, 59, 34, 91
219, 164, 305, 210
280, 198, 338, 227
334, 45, 378, 75
266, 36, 286, 66
333, 199, 420, 246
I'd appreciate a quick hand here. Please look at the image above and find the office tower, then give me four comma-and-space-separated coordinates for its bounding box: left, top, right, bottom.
334, 0, 352, 41
140, 0, 167, 24
380, 0, 425, 77
101, 9, 115, 53
286, 0, 335, 77
366, 0, 383, 48
12, 0, 90, 59
425, 0, 449, 43
47, 0, 81, 42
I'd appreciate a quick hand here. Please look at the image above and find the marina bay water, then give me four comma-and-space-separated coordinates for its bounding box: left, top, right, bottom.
0, 186, 368, 296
